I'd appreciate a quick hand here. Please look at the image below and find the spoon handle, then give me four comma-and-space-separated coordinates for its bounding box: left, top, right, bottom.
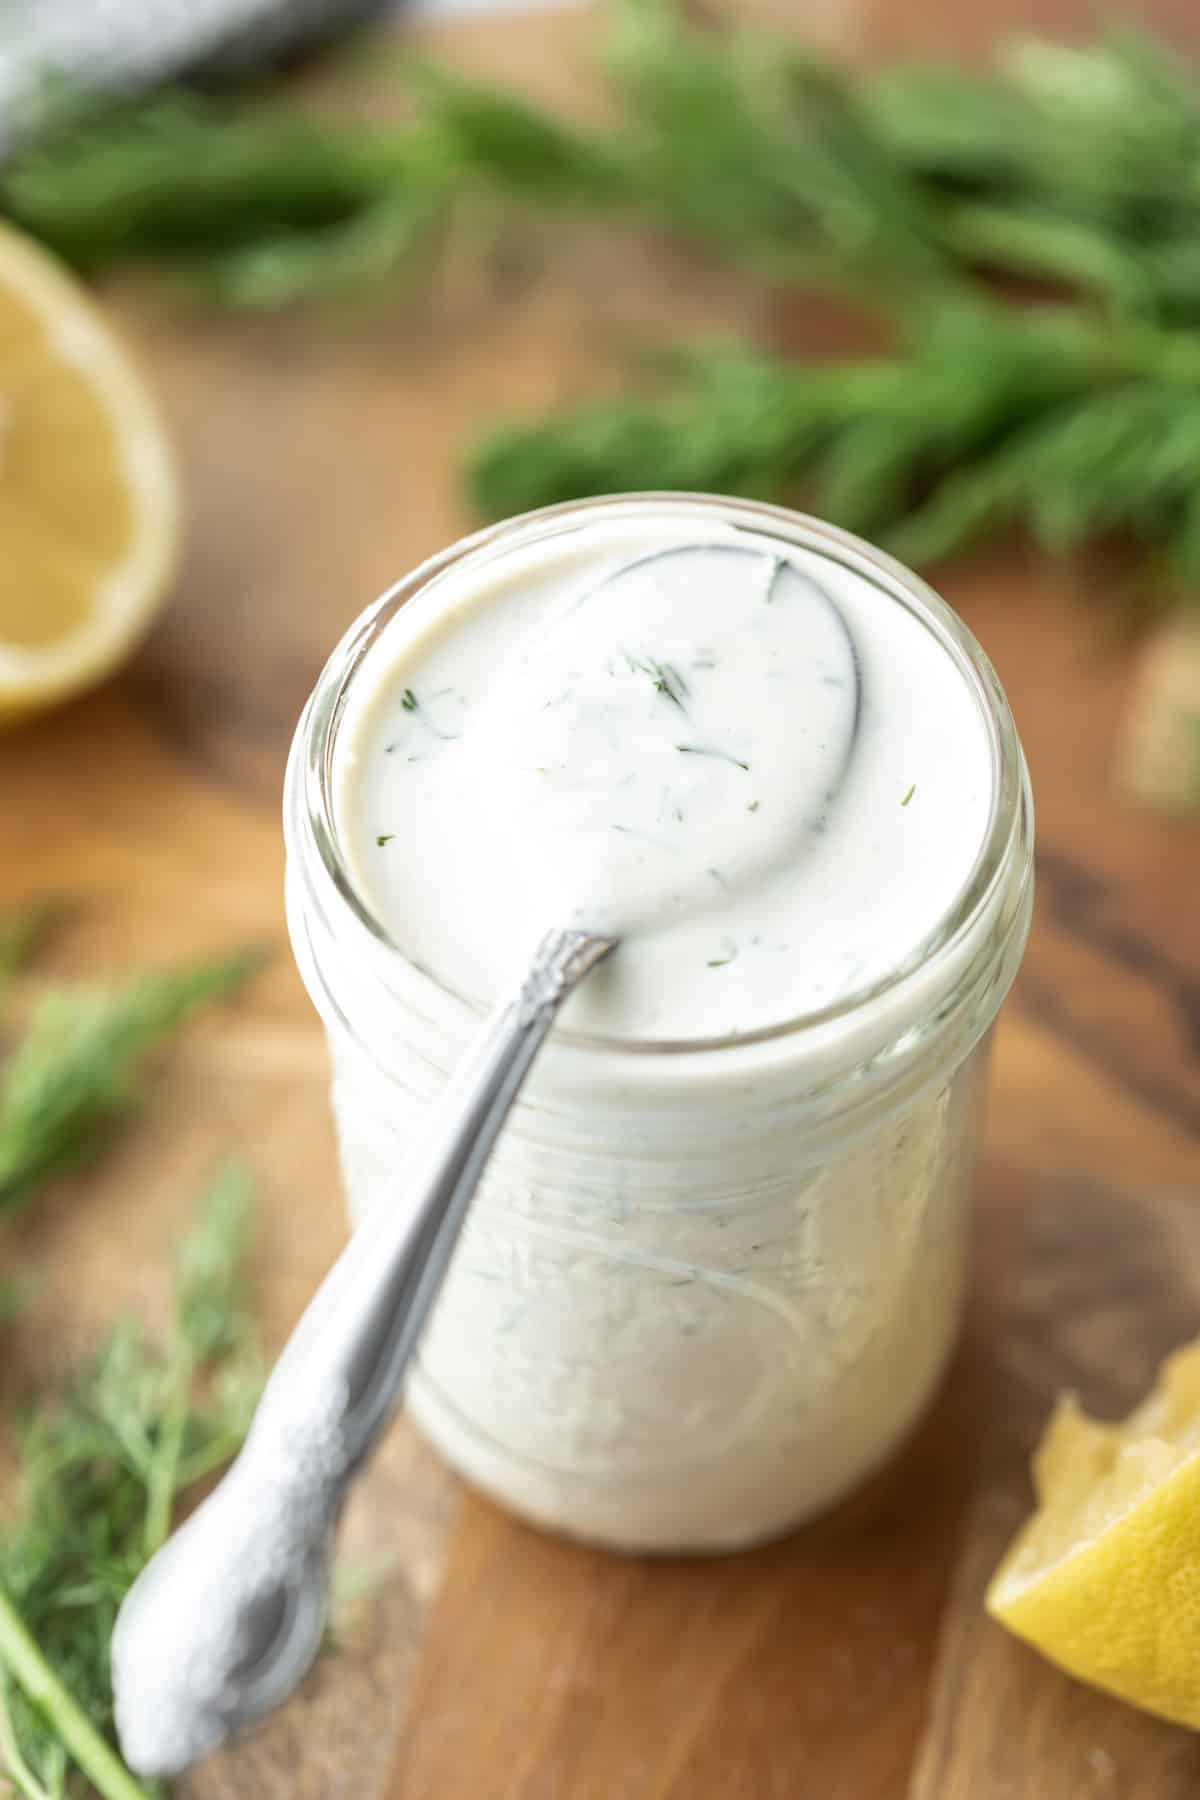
112, 927, 615, 1780
250, 926, 616, 1471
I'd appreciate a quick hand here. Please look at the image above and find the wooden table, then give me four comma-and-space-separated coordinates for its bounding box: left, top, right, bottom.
3, 2, 1200, 1794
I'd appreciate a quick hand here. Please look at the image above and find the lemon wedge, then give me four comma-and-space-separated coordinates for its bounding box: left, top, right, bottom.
0, 220, 179, 722
987, 1339, 1200, 1728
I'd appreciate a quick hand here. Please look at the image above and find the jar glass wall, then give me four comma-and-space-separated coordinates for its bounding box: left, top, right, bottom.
284, 495, 1033, 1553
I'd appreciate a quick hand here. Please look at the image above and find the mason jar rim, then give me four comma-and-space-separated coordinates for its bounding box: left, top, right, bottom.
285, 493, 1032, 1063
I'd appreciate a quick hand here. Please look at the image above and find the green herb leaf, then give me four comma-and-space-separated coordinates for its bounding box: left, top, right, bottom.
472, 297, 1200, 598
173, 1159, 257, 1368
626, 654, 689, 711
0, 90, 453, 293
901, 783, 916, 805
0, 1168, 262, 1800
13, 13, 1200, 337
12, 10, 1200, 616
0, 947, 265, 1215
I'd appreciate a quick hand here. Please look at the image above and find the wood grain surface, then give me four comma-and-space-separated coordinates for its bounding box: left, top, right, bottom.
912, 1182, 1200, 1800
1, 1, 1198, 1797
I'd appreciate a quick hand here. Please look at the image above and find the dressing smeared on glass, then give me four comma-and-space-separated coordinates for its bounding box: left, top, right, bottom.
337, 519, 993, 1040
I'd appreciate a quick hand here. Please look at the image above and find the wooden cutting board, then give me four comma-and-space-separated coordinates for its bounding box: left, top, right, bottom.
912, 1181, 1200, 1799
3, 1, 1199, 1796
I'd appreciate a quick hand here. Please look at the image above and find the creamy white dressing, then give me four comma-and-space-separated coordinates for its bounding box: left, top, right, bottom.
336, 519, 993, 1040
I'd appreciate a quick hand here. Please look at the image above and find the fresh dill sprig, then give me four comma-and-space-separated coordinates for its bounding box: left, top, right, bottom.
865, 29, 1200, 324
10, 10, 1200, 606
602, 0, 949, 296
10, 12, 1200, 325
535, 6, 1200, 598
0, 71, 625, 307
604, 7, 1200, 323
0, 946, 264, 1214
0, 1164, 263, 1800
601, 8, 1200, 324
470, 296, 1200, 598
406, 61, 635, 210
0, 89, 467, 306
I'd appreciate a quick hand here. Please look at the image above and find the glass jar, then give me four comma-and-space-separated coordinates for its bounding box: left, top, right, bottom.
284, 495, 1033, 1554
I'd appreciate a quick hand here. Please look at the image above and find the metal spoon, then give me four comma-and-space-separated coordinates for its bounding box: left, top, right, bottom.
111, 926, 615, 1781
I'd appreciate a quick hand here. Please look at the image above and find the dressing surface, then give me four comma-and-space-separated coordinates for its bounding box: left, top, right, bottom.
339, 520, 992, 1040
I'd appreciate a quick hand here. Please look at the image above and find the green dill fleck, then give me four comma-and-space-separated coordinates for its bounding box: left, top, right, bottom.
376, 833, 395, 846
626, 654, 689, 712
901, 784, 916, 806
392, 689, 458, 743
707, 957, 733, 968
675, 744, 750, 772
748, 800, 760, 812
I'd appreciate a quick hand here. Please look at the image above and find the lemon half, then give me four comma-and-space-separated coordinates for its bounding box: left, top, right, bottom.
0, 220, 179, 722
987, 1340, 1200, 1728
